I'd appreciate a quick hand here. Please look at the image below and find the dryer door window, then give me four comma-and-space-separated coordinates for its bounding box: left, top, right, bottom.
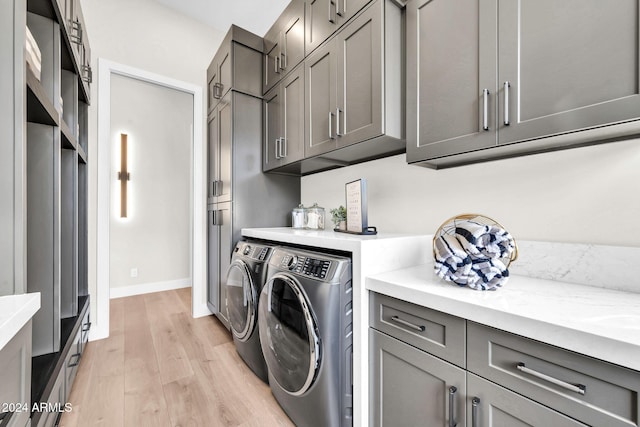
259, 273, 321, 396
226, 260, 257, 342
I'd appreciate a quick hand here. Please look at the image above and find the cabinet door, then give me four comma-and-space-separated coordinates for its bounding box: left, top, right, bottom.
338, 0, 371, 23
305, 40, 338, 157
282, 2, 306, 74
281, 65, 305, 165
264, 38, 282, 94
263, 86, 282, 171
497, 0, 640, 146
306, 0, 339, 54
217, 201, 232, 330
217, 43, 232, 99
216, 93, 232, 203
206, 208, 219, 314
207, 111, 218, 204
370, 329, 466, 427
406, 0, 497, 162
467, 374, 587, 427
335, 0, 382, 147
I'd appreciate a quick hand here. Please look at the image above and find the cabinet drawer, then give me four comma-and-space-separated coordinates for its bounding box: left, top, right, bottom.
467, 322, 640, 427
64, 328, 82, 401
36, 369, 65, 427
369, 292, 465, 367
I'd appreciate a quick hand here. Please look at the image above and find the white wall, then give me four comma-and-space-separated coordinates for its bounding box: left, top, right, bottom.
302, 138, 640, 247
81, 0, 224, 328
109, 74, 192, 290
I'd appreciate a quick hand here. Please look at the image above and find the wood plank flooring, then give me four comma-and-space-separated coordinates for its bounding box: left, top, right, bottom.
59, 288, 294, 427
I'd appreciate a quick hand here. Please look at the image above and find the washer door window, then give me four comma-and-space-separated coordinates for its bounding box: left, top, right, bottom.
226, 260, 257, 342
259, 273, 321, 396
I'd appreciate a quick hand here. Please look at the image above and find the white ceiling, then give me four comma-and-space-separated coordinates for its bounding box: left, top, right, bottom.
152, 0, 291, 36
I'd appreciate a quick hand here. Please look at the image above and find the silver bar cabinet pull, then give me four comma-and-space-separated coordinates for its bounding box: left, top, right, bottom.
472, 397, 480, 427
329, 111, 335, 139
336, 0, 343, 16
448, 386, 457, 427
282, 138, 287, 157
329, 0, 336, 23
516, 362, 586, 395
503, 81, 511, 126
281, 51, 287, 70
275, 139, 281, 159
390, 315, 425, 332
336, 108, 343, 136
482, 89, 489, 131
274, 55, 280, 74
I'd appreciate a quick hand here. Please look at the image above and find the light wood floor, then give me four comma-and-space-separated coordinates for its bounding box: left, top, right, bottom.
59, 288, 294, 427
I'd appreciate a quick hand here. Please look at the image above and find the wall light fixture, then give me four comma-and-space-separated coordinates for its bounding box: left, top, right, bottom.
118, 133, 130, 218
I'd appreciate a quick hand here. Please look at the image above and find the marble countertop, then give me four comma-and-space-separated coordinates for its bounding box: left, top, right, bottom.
367, 263, 640, 371
0, 293, 40, 351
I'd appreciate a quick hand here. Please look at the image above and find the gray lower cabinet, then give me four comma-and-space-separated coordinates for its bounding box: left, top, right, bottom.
264, 0, 305, 93
467, 322, 640, 427
370, 292, 640, 427
406, 0, 640, 168
36, 368, 64, 427
304, 0, 403, 159
467, 374, 586, 427
264, 64, 305, 171
370, 329, 466, 427
0, 322, 32, 427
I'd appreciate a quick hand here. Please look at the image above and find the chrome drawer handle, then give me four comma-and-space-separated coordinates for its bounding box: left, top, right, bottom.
82, 321, 92, 332
471, 397, 480, 427
482, 89, 489, 131
448, 386, 457, 427
390, 315, 425, 332
68, 353, 81, 367
503, 81, 511, 126
516, 362, 586, 395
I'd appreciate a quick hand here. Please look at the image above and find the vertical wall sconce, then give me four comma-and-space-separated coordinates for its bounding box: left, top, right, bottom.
118, 133, 130, 218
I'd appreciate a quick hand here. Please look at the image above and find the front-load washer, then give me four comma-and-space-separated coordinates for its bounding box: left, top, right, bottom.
258, 246, 352, 427
225, 240, 274, 383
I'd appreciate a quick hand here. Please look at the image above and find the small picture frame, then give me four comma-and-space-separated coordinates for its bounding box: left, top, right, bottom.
341, 179, 377, 235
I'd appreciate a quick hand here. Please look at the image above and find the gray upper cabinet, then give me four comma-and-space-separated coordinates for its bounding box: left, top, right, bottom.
264, 0, 305, 94
406, 0, 496, 162
305, 0, 372, 54
305, 40, 338, 157
406, 0, 640, 168
207, 25, 263, 111
264, 64, 305, 171
304, 0, 403, 159
497, 0, 640, 146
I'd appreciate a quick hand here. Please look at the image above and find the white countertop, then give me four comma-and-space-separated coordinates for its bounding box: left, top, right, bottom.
0, 292, 40, 351
367, 263, 640, 371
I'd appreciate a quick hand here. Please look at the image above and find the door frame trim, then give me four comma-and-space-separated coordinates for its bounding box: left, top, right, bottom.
94, 58, 207, 341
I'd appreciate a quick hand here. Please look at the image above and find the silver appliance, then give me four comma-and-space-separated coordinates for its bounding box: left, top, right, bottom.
258, 246, 352, 427
225, 240, 274, 383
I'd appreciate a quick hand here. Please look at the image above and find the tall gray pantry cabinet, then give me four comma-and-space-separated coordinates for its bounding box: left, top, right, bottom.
406, 0, 640, 168
2, 0, 92, 425
206, 26, 300, 329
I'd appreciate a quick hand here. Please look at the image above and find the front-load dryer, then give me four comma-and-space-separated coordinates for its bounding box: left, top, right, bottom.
258, 246, 352, 427
225, 240, 273, 383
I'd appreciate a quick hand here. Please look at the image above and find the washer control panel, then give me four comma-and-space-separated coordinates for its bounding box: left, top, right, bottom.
281, 255, 331, 279
236, 243, 270, 261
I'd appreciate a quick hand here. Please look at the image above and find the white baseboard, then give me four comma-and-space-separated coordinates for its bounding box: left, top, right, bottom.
110, 278, 191, 299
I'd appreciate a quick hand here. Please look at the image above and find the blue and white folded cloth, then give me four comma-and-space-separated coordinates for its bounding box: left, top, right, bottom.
454, 220, 516, 259
433, 221, 515, 291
